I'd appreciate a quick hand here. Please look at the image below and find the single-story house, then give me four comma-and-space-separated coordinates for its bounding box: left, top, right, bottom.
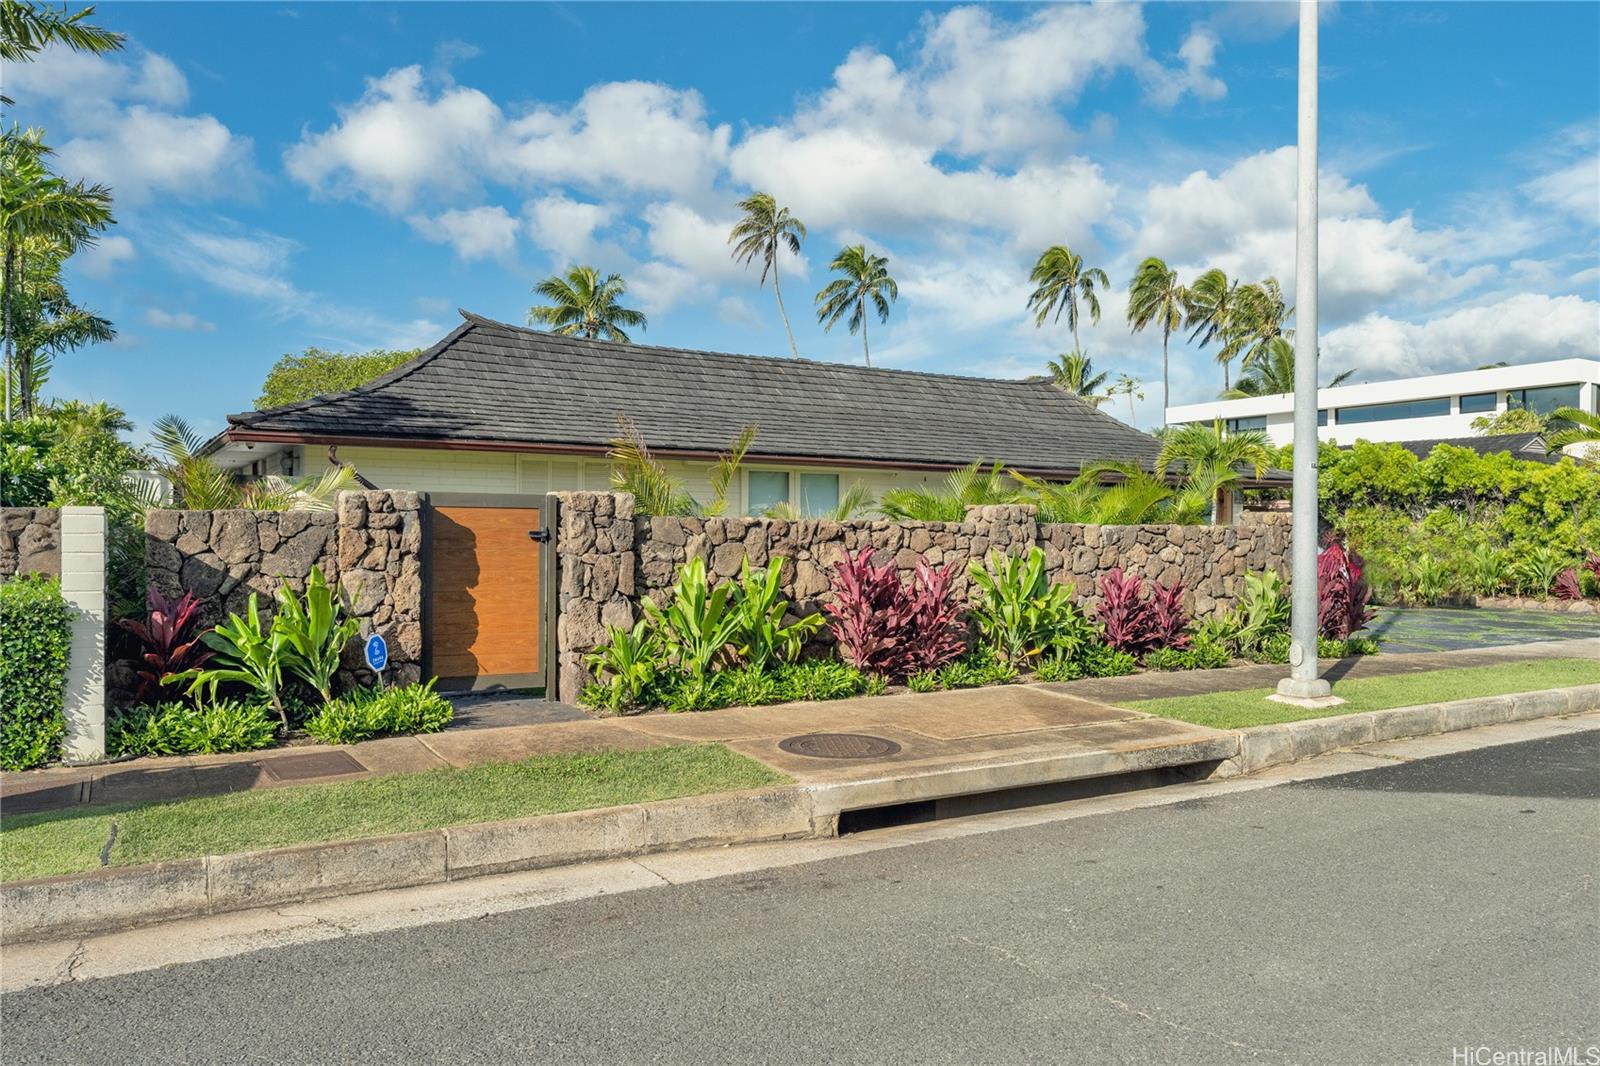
207, 311, 1267, 513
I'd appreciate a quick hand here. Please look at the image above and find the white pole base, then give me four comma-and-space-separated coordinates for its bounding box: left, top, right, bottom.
1271, 675, 1341, 708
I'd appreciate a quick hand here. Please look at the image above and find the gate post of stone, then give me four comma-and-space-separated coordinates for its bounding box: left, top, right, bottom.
59, 505, 107, 761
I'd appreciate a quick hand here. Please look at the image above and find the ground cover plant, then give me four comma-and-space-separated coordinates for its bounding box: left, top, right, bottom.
0, 574, 74, 770
0, 744, 786, 883
1125, 658, 1599, 730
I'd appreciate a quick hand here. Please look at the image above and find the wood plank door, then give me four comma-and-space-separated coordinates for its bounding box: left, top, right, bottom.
426, 494, 548, 691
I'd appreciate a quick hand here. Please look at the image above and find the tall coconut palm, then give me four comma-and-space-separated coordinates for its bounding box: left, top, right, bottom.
1225, 336, 1351, 398
1043, 351, 1110, 408
0, 1, 124, 107
1026, 244, 1108, 353
1184, 268, 1246, 390
2, 129, 115, 421
7, 245, 114, 416
814, 245, 897, 366
527, 266, 647, 342
1126, 256, 1186, 427
1109, 373, 1145, 425
1223, 277, 1293, 374
728, 192, 807, 359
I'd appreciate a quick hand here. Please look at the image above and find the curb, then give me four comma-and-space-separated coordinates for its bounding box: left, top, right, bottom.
3, 684, 1597, 945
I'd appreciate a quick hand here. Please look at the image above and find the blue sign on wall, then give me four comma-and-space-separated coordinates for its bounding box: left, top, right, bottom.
364, 633, 389, 673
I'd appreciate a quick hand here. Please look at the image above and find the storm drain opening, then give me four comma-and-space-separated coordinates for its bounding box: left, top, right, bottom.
837, 759, 1226, 835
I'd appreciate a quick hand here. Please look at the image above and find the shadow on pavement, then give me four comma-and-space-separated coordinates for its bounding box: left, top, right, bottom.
1297, 731, 1600, 801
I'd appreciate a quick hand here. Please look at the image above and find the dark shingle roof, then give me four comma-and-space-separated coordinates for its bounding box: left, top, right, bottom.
227, 311, 1167, 476
1387, 433, 1557, 462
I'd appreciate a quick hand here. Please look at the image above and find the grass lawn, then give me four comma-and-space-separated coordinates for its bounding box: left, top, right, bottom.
1125, 658, 1600, 730
0, 744, 787, 883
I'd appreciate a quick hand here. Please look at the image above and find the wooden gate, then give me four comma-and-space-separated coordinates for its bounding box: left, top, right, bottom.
424, 493, 553, 692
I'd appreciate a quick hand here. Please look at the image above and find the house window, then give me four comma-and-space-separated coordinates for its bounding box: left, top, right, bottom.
1458, 391, 1497, 414
747, 471, 790, 515
1225, 416, 1268, 432
1507, 384, 1580, 415
1317, 409, 1329, 427
1336, 397, 1451, 424
798, 473, 839, 517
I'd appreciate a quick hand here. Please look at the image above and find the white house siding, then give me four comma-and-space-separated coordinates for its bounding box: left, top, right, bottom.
304, 445, 946, 515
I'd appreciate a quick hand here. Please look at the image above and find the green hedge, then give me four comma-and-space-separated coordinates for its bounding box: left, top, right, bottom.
0, 574, 74, 770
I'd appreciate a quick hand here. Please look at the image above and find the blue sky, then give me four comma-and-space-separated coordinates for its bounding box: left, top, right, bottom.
13, 1, 1599, 439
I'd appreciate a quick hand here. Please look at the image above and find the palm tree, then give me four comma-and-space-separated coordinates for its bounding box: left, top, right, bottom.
728, 192, 807, 359
814, 245, 897, 366
1126, 257, 1186, 427
2, 129, 115, 421
1109, 373, 1145, 424
1184, 268, 1246, 390
1026, 244, 1108, 353
879, 461, 1014, 522
7, 240, 113, 416
1043, 351, 1110, 408
527, 266, 647, 342
764, 482, 875, 521
1546, 407, 1600, 453
1225, 336, 1351, 398
1223, 277, 1293, 374
147, 415, 355, 511
0, 1, 124, 107
1154, 419, 1273, 524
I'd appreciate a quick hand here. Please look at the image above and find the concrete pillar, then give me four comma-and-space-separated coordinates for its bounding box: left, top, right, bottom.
59, 506, 106, 761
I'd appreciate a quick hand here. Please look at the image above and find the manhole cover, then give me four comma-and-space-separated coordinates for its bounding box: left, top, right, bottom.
262, 750, 367, 781
777, 733, 901, 759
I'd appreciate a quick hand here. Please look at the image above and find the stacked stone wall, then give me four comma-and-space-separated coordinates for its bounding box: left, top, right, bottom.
0, 508, 61, 580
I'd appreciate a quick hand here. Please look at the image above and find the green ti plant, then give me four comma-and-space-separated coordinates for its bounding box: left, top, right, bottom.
641, 556, 742, 679
169, 594, 291, 730
728, 557, 823, 671
583, 619, 665, 711
272, 566, 361, 705
966, 547, 1088, 666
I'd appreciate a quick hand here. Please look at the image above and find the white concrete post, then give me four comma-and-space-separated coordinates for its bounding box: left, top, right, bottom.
59, 506, 107, 761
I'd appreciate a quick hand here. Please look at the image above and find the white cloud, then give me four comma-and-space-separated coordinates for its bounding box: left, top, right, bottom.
642, 202, 750, 283
525, 194, 617, 262
144, 308, 217, 332
1139, 29, 1228, 108
57, 106, 254, 204
1521, 155, 1600, 226
4, 46, 188, 111
407, 205, 520, 262
75, 235, 136, 279
1321, 293, 1600, 377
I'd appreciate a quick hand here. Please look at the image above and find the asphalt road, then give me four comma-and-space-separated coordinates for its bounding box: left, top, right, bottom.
4, 733, 1597, 1065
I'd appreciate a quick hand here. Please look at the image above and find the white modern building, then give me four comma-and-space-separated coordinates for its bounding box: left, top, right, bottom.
1166, 358, 1600, 446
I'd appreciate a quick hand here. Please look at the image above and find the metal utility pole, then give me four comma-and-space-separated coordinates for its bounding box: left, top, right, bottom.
1276, 0, 1334, 703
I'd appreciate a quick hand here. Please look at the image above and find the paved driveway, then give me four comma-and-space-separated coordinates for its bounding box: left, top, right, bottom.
1368, 606, 1600, 653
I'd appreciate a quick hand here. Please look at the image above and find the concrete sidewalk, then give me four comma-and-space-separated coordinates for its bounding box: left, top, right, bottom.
3, 638, 1592, 818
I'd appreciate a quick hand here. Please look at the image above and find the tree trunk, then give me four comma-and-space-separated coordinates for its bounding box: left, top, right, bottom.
861, 302, 871, 367
772, 255, 798, 359
1161, 330, 1170, 428
2, 242, 14, 423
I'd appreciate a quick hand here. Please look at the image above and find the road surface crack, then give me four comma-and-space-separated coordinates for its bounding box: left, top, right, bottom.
1085, 978, 1280, 1056
57, 939, 87, 983
274, 909, 357, 937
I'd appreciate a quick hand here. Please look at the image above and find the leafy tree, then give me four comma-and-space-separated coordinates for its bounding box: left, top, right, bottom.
814, 245, 897, 366
1126, 257, 1186, 425
1042, 351, 1109, 408
0, 399, 139, 507
0, 0, 123, 106
729, 192, 807, 359
2, 129, 115, 421
527, 265, 647, 342
5, 240, 113, 416
1225, 336, 1351, 398
1184, 268, 1247, 390
1026, 244, 1108, 354
1469, 405, 1547, 436
256, 347, 418, 409
1109, 373, 1145, 424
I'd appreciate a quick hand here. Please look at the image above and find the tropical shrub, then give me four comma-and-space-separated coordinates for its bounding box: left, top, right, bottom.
728, 558, 823, 671
967, 548, 1088, 665
1463, 543, 1507, 598
273, 566, 361, 704
773, 659, 872, 702
1511, 547, 1568, 598
1077, 642, 1139, 678
169, 594, 291, 730
303, 680, 453, 745
640, 557, 740, 679
116, 586, 212, 702
582, 620, 664, 713
107, 699, 277, 757
825, 547, 966, 678
1405, 553, 1455, 605
1317, 541, 1374, 640
0, 574, 73, 770
1148, 580, 1193, 650
1094, 568, 1156, 654
937, 650, 1018, 689
1552, 568, 1583, 601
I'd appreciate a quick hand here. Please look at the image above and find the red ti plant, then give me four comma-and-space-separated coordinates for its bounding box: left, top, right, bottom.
1552, 567, 1583, 601
1318, 540, 1375, 639
117, 587, 213, 701
825, 548, 965, 678
1148, 580, 1193, 650
1584, 551, 1600, 588
1094, 569, 1160, 655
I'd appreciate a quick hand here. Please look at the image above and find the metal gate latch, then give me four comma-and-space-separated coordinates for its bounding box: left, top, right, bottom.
527, 530, 550, 542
